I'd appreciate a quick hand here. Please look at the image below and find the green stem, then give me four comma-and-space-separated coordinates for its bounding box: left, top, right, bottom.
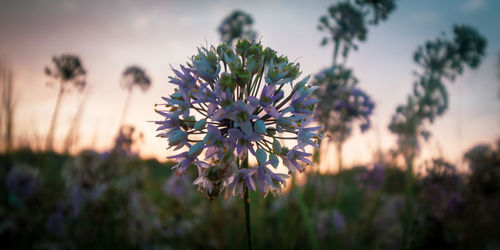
242, 156, 252, 250
401, 155, 414, 250
45, 83, 64, 151
333, 40, 340, 67
336, 142, 344, 203
119, 89, 133, 126
294, 177, 320, 250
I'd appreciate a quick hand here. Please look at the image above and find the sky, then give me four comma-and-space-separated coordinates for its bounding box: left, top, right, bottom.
0, 0, 499, 172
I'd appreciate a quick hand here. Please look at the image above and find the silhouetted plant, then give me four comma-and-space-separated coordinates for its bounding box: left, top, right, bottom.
63, 91, 88, 154
461, 143, 500, 248
112, 125, 143, 156
318, 0, 396, 64
411, 159, 465, 249
314, 0, 394, 172
44, 54, 87, 151
389, 24, 486, 249
318, 2, 367, 64
313, 66, 374, 172
218, 10, 257, 45
119, 65, 151, 126
0, 57, 15, 154
390, 25, 486, 159
355, 0, 396, 24
465, 139, 500, 197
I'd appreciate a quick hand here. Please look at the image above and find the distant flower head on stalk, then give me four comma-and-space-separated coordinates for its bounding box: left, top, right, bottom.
155, 39, 323, 199
318, 0, 396, 62
390, 25, 486, 158
45, 54, 86, 91
318, 2, 367, 58
44, 54, 86, 150
121, 65, 151, 92
119, 65, 152, 125
218, 10, 257, 45
313, 66, 374, 144
355, 0, 396, 24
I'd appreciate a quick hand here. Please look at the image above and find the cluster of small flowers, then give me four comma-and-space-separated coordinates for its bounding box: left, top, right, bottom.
155, 39, 323, 199
333, 86, 374, 131
6, 165, 39, 201
113, 125, 142, 156
313, 66, 374, 135
62, 150, 109, 216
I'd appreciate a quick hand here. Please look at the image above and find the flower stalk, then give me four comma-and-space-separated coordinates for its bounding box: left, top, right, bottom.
241, 156, 252, 250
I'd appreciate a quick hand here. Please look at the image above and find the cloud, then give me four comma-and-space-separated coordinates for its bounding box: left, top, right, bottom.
461, 0, 486, 12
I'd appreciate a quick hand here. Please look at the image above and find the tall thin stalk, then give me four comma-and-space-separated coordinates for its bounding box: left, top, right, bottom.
119, 89, 132, 126
64, 90, 88, 154
241, 156, 252, 250
401, 155, 414, 250
44, 55, 86, 151
1, 60, 15, 154
244, 187, 252, 250
333, 40, 340, 67
4, 69, 13, 153
335, 142, 344, 202
0, 62, 3, 151
119, 65, 151, 128
45, 83, 64, 151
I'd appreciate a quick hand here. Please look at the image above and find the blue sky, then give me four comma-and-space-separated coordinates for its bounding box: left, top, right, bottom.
0, 0, 499, 171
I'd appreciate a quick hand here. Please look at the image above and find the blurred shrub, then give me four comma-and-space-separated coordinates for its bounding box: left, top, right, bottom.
0, 140, 499, 249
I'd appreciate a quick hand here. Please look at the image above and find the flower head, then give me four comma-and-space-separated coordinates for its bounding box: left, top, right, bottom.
155, 40, 322, 199
121, 65, 151, 92
45, 54, 86, 90
218, 10, 257, 45
313, 65, 374, 143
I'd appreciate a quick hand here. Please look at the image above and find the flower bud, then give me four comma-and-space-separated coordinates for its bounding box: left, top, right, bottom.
254, 120, 266, 134
188, 142, 204, 157
256, 148, 267, 166
194, 118, 207, 131
273, 139, 282, 154
169, 130, 187, 146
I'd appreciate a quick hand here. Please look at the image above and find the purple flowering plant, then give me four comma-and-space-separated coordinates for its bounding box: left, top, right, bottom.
313, 66, 374, 145
155, 39, 323, 199
6, 165, 39, 202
